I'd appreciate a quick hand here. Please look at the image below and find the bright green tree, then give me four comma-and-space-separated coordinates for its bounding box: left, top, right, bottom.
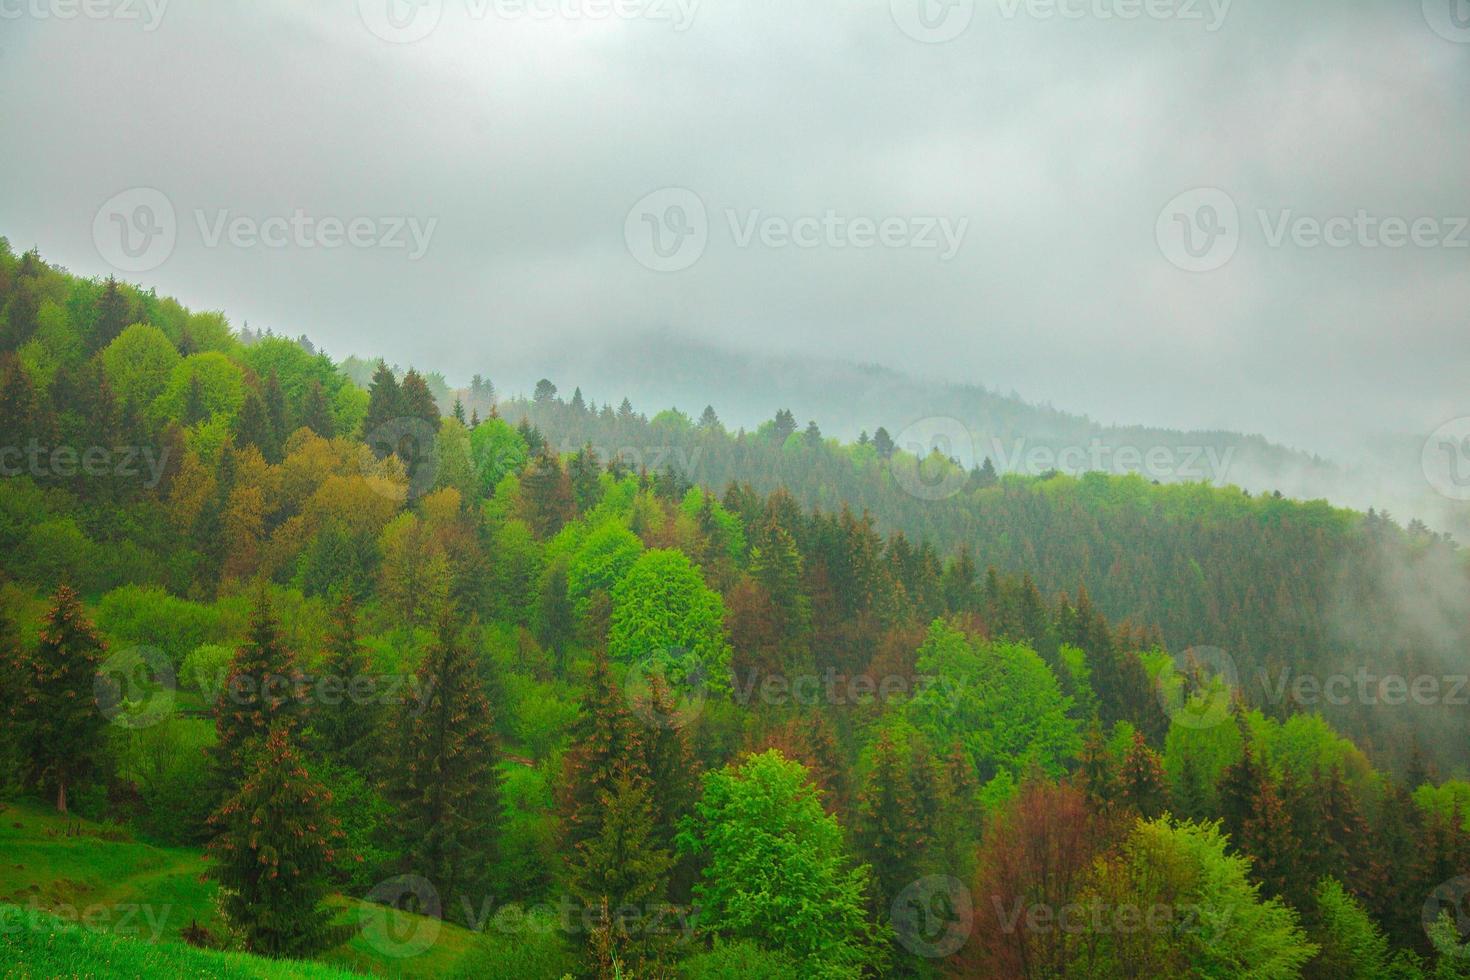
609, 549, 731, 689
676, 750, 885, 977
907, 620, 1080, 782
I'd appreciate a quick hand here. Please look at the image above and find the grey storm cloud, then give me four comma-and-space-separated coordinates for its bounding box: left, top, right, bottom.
0, 0, 1467, 457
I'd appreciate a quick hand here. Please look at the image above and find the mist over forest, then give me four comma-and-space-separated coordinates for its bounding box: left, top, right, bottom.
2, 2, 1469, 978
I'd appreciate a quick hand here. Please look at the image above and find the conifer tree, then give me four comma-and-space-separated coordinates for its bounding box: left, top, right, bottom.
208, 724, 342, 958
313, 595, 377, 771
301, 379, 335, 438
21, 585, 107, 813
565, 769, 673, 913
385, 616, 499, 926
1120, 730, 1168, 819
400, 368, 440, 426
451, 397, 466, 424
637, 674, 699, 898
857, 731, 924, 910
364, 360, 401, 448
262, 370, 287, 461
234, 389, 273, 460
559, 653, 649, 854
213, 588, 304, 783
1077, 722, 1119, 814
872, 426, 895, 459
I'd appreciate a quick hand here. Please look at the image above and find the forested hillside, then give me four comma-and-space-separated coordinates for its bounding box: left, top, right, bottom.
2, 241, 1469, 977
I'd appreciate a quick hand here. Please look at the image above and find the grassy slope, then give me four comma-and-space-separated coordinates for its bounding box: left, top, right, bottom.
0, 800, 484, 978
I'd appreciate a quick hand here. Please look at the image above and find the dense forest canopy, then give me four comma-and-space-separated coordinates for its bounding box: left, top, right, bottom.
2, 241, 1469, 977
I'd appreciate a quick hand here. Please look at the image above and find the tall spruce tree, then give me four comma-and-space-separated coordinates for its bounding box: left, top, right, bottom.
208, 724, 342, 958
213, 588, 304, 785
22, 585, 107, 813
385, 616, 499, 926
313, 595, 378, 771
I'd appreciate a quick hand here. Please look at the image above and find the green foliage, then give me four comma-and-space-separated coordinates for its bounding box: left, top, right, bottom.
677, 750, 885, 977
678, 939, 803, 979
1307, 876, 1399, 979
20, 585, 108, 812
567, 520, 644, 615
1082, 817, 1318, 978
447, 907, 577, 979
97, 585, 223, 667
384, 620, 500, 927
153, 352, 246, 425
469, 417, 529, 497
907, 620, 1080, 782
609, 549, 732, 688
112, 718, 215, 844
101, 323, 180, 410
207, 725, 341, 959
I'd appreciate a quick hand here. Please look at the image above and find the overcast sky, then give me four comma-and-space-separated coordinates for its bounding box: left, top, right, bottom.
0, 0, 1466, 455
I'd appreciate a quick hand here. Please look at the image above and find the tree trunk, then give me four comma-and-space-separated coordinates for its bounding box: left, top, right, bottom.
56, 779, 68, 814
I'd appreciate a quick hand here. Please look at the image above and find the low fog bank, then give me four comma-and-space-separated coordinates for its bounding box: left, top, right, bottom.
478, 330, 1470, 543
